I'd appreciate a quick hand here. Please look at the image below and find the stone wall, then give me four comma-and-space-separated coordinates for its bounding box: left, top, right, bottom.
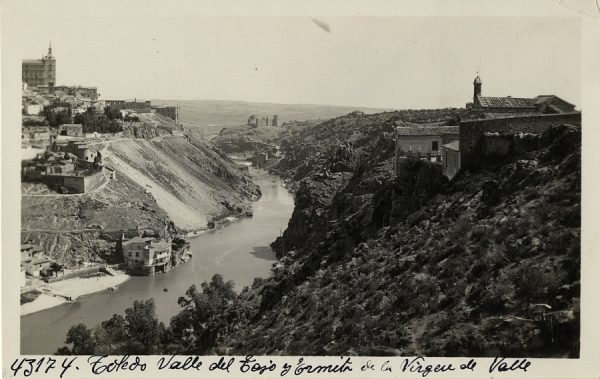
44, 267, 101, 283
43, 170, 104, 193
442, 147, 460, 180
62, 176, 86, 193
459, 113, 581, 168
397, 136, 443, 155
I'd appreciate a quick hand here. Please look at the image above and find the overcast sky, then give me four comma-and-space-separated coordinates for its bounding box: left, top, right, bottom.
14, 3, 581, 109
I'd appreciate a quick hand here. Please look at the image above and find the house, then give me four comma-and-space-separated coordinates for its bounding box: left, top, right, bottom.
20, 244, 52, 277
56, 140, 98, 162
464, 75, 577, 120
25, 103, 42, 115
22, 126, 51, 145
441, 140, 460, 180
58, 124, 84, 137
395, 124, 459, 155
122, 236, 172, 275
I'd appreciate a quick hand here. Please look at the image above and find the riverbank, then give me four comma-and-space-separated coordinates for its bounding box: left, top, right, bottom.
21, 273, 130, 316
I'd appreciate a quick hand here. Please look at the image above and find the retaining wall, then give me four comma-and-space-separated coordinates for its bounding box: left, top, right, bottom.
43, 170, 104, 193
459, 113, 581, 168
44, 267, 101, 283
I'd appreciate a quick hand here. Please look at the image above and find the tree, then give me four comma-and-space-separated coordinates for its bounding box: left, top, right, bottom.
165, 274, 236, 353
124, 114, 140, 123
74, 107, 123, 134
104, 106, 123, 121
57, 276, 237, 355
50, 261, 63, 277
124, 299, 162, 354
61, 324, 95, 355
43, 106, 72, 128
94, 314, 128, 354
23, 119, 49, 127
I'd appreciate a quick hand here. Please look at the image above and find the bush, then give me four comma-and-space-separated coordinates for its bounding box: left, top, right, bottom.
20, 290, 41, 305
481, 282, 511, 312
514, 266, 561, 302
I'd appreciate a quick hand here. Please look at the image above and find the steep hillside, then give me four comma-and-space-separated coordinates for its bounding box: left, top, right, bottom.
213, 126, 288, 154
21, 134, 260, 266
211, 121, 580, 357
106, 134, 259, 229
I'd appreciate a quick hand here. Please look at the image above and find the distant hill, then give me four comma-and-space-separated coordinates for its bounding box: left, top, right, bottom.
152, 99, 391, 129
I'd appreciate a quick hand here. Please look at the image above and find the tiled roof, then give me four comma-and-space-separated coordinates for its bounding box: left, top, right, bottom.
150, 240, 171, 251
31, 256, 51, 264
483, 111, 544, 119
122, 236, 154, 247
397, 126, 459, 136
441, 140, 460, 151
477, 96, 537, 109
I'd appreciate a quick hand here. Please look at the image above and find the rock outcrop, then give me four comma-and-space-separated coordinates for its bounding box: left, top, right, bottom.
213, 114, 579, 358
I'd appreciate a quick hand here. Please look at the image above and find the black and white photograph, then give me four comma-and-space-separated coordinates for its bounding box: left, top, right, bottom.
2, 0, 600, 377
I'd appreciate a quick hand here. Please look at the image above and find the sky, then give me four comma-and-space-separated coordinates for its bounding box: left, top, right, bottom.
12, 3, 581, 109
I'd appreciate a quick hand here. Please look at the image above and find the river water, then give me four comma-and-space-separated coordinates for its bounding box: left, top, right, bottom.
20, 168, 294, 354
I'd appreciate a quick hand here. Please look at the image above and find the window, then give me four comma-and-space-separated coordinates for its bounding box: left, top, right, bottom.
136, 252, 139, 258
432, 141, 439, 151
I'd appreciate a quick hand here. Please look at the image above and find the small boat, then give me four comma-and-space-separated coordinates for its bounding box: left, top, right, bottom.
163, 287, 168, 292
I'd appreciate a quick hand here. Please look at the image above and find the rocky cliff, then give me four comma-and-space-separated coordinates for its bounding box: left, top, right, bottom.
211, 113, 580, 357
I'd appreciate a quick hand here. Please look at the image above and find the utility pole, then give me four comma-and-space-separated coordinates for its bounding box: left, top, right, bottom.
394, 124, 399, 178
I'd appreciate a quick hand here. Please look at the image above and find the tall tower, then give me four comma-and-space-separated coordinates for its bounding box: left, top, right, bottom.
473, 75, 482, 104
44, 41, 56, 88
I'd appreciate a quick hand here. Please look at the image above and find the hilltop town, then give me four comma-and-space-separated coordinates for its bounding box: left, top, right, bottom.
20, 45, 260, 314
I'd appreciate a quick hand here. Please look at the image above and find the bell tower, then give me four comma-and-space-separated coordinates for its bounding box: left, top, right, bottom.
473, 75, 482, 104
44, 41, 56, 89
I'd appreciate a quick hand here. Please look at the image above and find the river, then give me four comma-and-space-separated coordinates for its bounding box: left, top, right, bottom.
20, 168, 294, 354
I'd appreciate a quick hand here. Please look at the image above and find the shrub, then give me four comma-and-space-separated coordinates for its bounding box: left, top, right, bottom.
514, 266, 562, 302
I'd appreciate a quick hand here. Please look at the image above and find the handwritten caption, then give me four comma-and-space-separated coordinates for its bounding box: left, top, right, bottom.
10, 355, 531, 377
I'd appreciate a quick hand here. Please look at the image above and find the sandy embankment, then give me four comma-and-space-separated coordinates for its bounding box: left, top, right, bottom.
106, 147, 208, 230
21, 274, 130, 316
